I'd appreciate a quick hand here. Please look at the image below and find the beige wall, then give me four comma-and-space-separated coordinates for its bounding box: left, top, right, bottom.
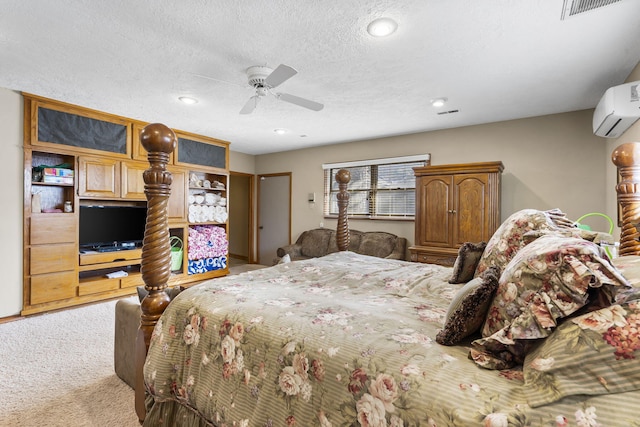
4, 67, 640, 316
256, 109, 609, 247
229, 150, 256, 175
0, 88, 24, 317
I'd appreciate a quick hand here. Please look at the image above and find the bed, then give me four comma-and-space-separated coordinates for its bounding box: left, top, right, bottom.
135, 124, 640, 426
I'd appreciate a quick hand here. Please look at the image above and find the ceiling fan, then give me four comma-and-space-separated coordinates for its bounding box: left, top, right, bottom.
239, 64, 324, 115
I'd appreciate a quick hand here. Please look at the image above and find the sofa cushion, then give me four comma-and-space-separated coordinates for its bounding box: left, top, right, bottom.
300, 229, 332, 258
328, 229, 362, 253
356, 232, 396, 258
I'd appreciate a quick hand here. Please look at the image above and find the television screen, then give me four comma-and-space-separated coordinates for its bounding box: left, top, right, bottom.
79, 205, 147, 250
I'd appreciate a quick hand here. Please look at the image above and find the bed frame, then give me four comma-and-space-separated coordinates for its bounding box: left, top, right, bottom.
133, 123, 640, 422
133, 123, 353, 421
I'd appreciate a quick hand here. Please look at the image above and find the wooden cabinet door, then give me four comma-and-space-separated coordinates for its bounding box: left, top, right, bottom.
78, 156, 120, 198
167, 168, 187, 222
121, 161, 146, 200
452, 173, 490, 246
415, 175, 452, 248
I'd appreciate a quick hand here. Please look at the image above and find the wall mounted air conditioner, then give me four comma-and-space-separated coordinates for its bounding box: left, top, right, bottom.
593, 80, 640, 138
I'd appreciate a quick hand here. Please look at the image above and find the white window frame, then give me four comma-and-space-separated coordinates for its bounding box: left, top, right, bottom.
322, 154, 430, 220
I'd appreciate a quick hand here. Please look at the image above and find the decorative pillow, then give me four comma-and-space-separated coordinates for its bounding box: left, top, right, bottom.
522, 298, 640, 407
474, 209, 573, 278
449, 241, 487, 284
522, 227, 615, 247
436, 266, 499, 346
137, 285, 182, 303
470, 234, 630, 369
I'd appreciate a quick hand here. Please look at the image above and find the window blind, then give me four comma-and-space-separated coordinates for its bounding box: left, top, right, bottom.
323, 154, 430, 219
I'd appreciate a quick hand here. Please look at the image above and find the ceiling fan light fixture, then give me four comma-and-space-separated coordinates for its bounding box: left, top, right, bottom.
179, 96, 198, 105
367, 18, 398, 37
431, 98, 447, 108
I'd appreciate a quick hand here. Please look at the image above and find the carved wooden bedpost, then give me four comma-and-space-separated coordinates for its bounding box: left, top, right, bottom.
612, 142, 640, 256
336, 168, 351, 251
135, 123, 177, 421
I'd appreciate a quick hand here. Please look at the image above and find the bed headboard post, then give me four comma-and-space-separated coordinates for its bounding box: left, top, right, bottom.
612, 142, 640, 256
336, 168, 351, 251
138, 123, 177, 347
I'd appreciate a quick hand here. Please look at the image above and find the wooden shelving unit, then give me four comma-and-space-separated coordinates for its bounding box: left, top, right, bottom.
22, 94, 231, 315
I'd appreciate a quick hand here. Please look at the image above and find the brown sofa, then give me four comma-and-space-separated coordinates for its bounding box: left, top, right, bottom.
275, 228, 407, 264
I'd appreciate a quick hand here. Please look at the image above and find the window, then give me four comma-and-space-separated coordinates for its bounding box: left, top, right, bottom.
322, 154, 430, 219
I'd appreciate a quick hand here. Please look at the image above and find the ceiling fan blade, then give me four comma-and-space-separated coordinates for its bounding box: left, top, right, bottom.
240, 96, 259, 114
264, 64, 297, 88
277, 92, 324, 111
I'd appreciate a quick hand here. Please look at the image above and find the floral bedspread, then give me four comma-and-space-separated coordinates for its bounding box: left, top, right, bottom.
143, 251, 639, 427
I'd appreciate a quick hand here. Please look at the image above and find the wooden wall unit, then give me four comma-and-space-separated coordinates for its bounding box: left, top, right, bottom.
22, 94, 231, 315
410, 161, 503, 266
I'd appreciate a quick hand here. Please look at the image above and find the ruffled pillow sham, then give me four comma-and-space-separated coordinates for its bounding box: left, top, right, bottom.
469, 234, 630, 370
473, 208, 574, 278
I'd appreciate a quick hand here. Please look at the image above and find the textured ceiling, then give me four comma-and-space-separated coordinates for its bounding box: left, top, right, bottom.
1, 0, 639, 155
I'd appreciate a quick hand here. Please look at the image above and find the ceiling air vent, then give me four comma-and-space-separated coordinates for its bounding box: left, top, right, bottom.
437, 110, 459, 116
561, 0, 622, 20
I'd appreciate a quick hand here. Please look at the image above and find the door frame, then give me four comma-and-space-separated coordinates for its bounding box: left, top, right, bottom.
229, 171, 256, 263
257, 172, 292, 265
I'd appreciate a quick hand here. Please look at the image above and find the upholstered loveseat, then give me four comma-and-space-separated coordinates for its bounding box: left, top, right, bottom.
275, 228, 407, 264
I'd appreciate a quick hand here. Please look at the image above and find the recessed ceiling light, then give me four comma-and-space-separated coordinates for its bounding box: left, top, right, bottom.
274, 128, 288, 135
431, 98, 447, 108
367, 18, 398, 37
179, 96, 198, 105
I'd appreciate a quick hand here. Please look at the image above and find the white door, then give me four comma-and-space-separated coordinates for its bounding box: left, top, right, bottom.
258, 173, 291, 265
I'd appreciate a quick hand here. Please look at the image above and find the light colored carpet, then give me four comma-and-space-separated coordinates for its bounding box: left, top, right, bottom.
0, 265, 268, 426
0, 298, 140, 427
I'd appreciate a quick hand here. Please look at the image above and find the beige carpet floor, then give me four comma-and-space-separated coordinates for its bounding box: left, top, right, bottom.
0, 264, 267, 426
0, 298, 141, 427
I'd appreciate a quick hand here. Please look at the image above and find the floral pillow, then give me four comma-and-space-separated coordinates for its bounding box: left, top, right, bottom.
436, 266, 499, 346
470, 234, 630, 369
448, 241, 487, 284
522, 298, 640, 407
474, 208, 573, 278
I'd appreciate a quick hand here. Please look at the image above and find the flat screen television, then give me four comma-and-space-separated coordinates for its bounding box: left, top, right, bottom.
79, 205, 147, 251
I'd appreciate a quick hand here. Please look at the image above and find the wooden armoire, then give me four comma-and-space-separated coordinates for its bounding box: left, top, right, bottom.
409, 161, 504, 266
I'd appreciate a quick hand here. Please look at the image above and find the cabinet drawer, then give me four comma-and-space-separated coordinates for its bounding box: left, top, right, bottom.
409, 249, 457, 267
30, 271, 77, 304
31, 214, 76, 244
78, 278, 120, 296
30, 244, 76, 275
79, 249, 142, 266
121, 273, 143, 289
